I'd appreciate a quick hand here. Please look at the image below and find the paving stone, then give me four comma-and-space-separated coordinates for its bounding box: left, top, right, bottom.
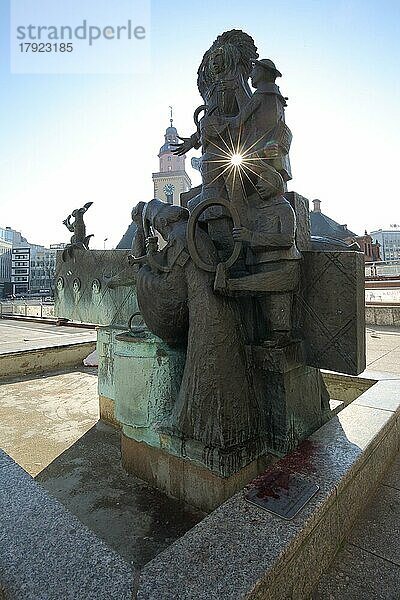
0, 369, 204, 571
0, 368, 99, 475
335, 426, 399, 543
137, 401, 398, 600
383, 454, 400, 491
0, 319, 95, 354
347, 484, 400, 566
36, 421, 204, 569
329, 399, 344, 414
1, 317, 399, 599
353, 379, 400, 412
361, 370, 400, 381
312, 544, 400, 600
366, 351, 400, 376
327, 402, 394, 458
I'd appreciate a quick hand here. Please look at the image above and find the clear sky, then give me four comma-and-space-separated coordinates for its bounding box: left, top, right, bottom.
1, 0, 399, 248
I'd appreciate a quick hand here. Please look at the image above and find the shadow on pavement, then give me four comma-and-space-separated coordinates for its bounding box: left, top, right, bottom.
34, 420, 204, 569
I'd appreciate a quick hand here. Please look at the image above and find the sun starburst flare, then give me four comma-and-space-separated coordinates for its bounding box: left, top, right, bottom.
230, 153, 243, 167
202, 124, 274, 193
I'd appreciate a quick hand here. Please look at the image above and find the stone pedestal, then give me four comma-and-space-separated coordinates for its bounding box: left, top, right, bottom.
121, 434, 274, 512
117, 336, 329, 511
250, 342, 330, 455
111, 333, 276, 511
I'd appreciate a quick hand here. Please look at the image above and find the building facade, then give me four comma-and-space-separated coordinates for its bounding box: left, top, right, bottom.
0, 225, 27, 247
1, 226, 36, 297
0, 240, 12, 282
352, 232, 381, 262
0, 239, 12, 298
310, 199, 380, 262
11, 247, 31, 295
29, 248, 58, 294
370, 226, 400, 262
152, 117, 191, 206
0, 225, 62, 297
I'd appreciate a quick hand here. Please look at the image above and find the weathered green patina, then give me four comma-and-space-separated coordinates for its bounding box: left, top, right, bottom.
114, 332, 185, 445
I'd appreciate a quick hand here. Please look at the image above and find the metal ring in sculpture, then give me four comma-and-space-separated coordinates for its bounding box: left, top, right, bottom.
187, 198, 242, 273
128, 312, 147, 336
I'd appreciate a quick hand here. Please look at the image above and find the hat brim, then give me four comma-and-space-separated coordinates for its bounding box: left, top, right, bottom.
253, 60, 282, 77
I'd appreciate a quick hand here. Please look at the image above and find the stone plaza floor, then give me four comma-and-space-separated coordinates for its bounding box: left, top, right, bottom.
0, 363, 203, 569
364, 324, 400, 379
0, 318, 96, 354
0, 321, 399, 592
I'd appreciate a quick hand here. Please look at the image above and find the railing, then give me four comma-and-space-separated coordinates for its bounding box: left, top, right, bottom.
365, 261, 400, 278
365, 289, 400, 305
0, 300, 55, 318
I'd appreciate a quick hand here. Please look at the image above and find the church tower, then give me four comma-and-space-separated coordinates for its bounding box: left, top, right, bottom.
152, 108, 191, 205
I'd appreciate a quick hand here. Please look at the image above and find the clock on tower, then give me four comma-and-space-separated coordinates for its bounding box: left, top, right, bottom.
163, 183, 175, 204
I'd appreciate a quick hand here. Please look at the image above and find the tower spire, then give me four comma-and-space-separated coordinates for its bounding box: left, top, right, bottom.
152, 108, 192, 205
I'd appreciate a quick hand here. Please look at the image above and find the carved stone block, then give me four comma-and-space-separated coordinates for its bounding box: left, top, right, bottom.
55, 249, 137, 327
298, 251, 366, 375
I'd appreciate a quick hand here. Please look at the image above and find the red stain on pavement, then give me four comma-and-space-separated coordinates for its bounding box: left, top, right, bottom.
248, 440, 319, 499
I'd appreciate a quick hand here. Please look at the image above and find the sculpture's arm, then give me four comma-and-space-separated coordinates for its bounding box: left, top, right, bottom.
250, 229, 294, 250
63, 216, 74, 232
232, 209, 295, 251
226, 96, 262, 129
258, 121, 292, 158
127, 254, 148, 267
131, 227, 146, 257
171, 133, 201, 156
250, 213, 295, 250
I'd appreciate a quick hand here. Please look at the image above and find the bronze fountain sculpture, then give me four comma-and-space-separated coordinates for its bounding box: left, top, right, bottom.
56, 30, 365, 510
62, 201, 94, 260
